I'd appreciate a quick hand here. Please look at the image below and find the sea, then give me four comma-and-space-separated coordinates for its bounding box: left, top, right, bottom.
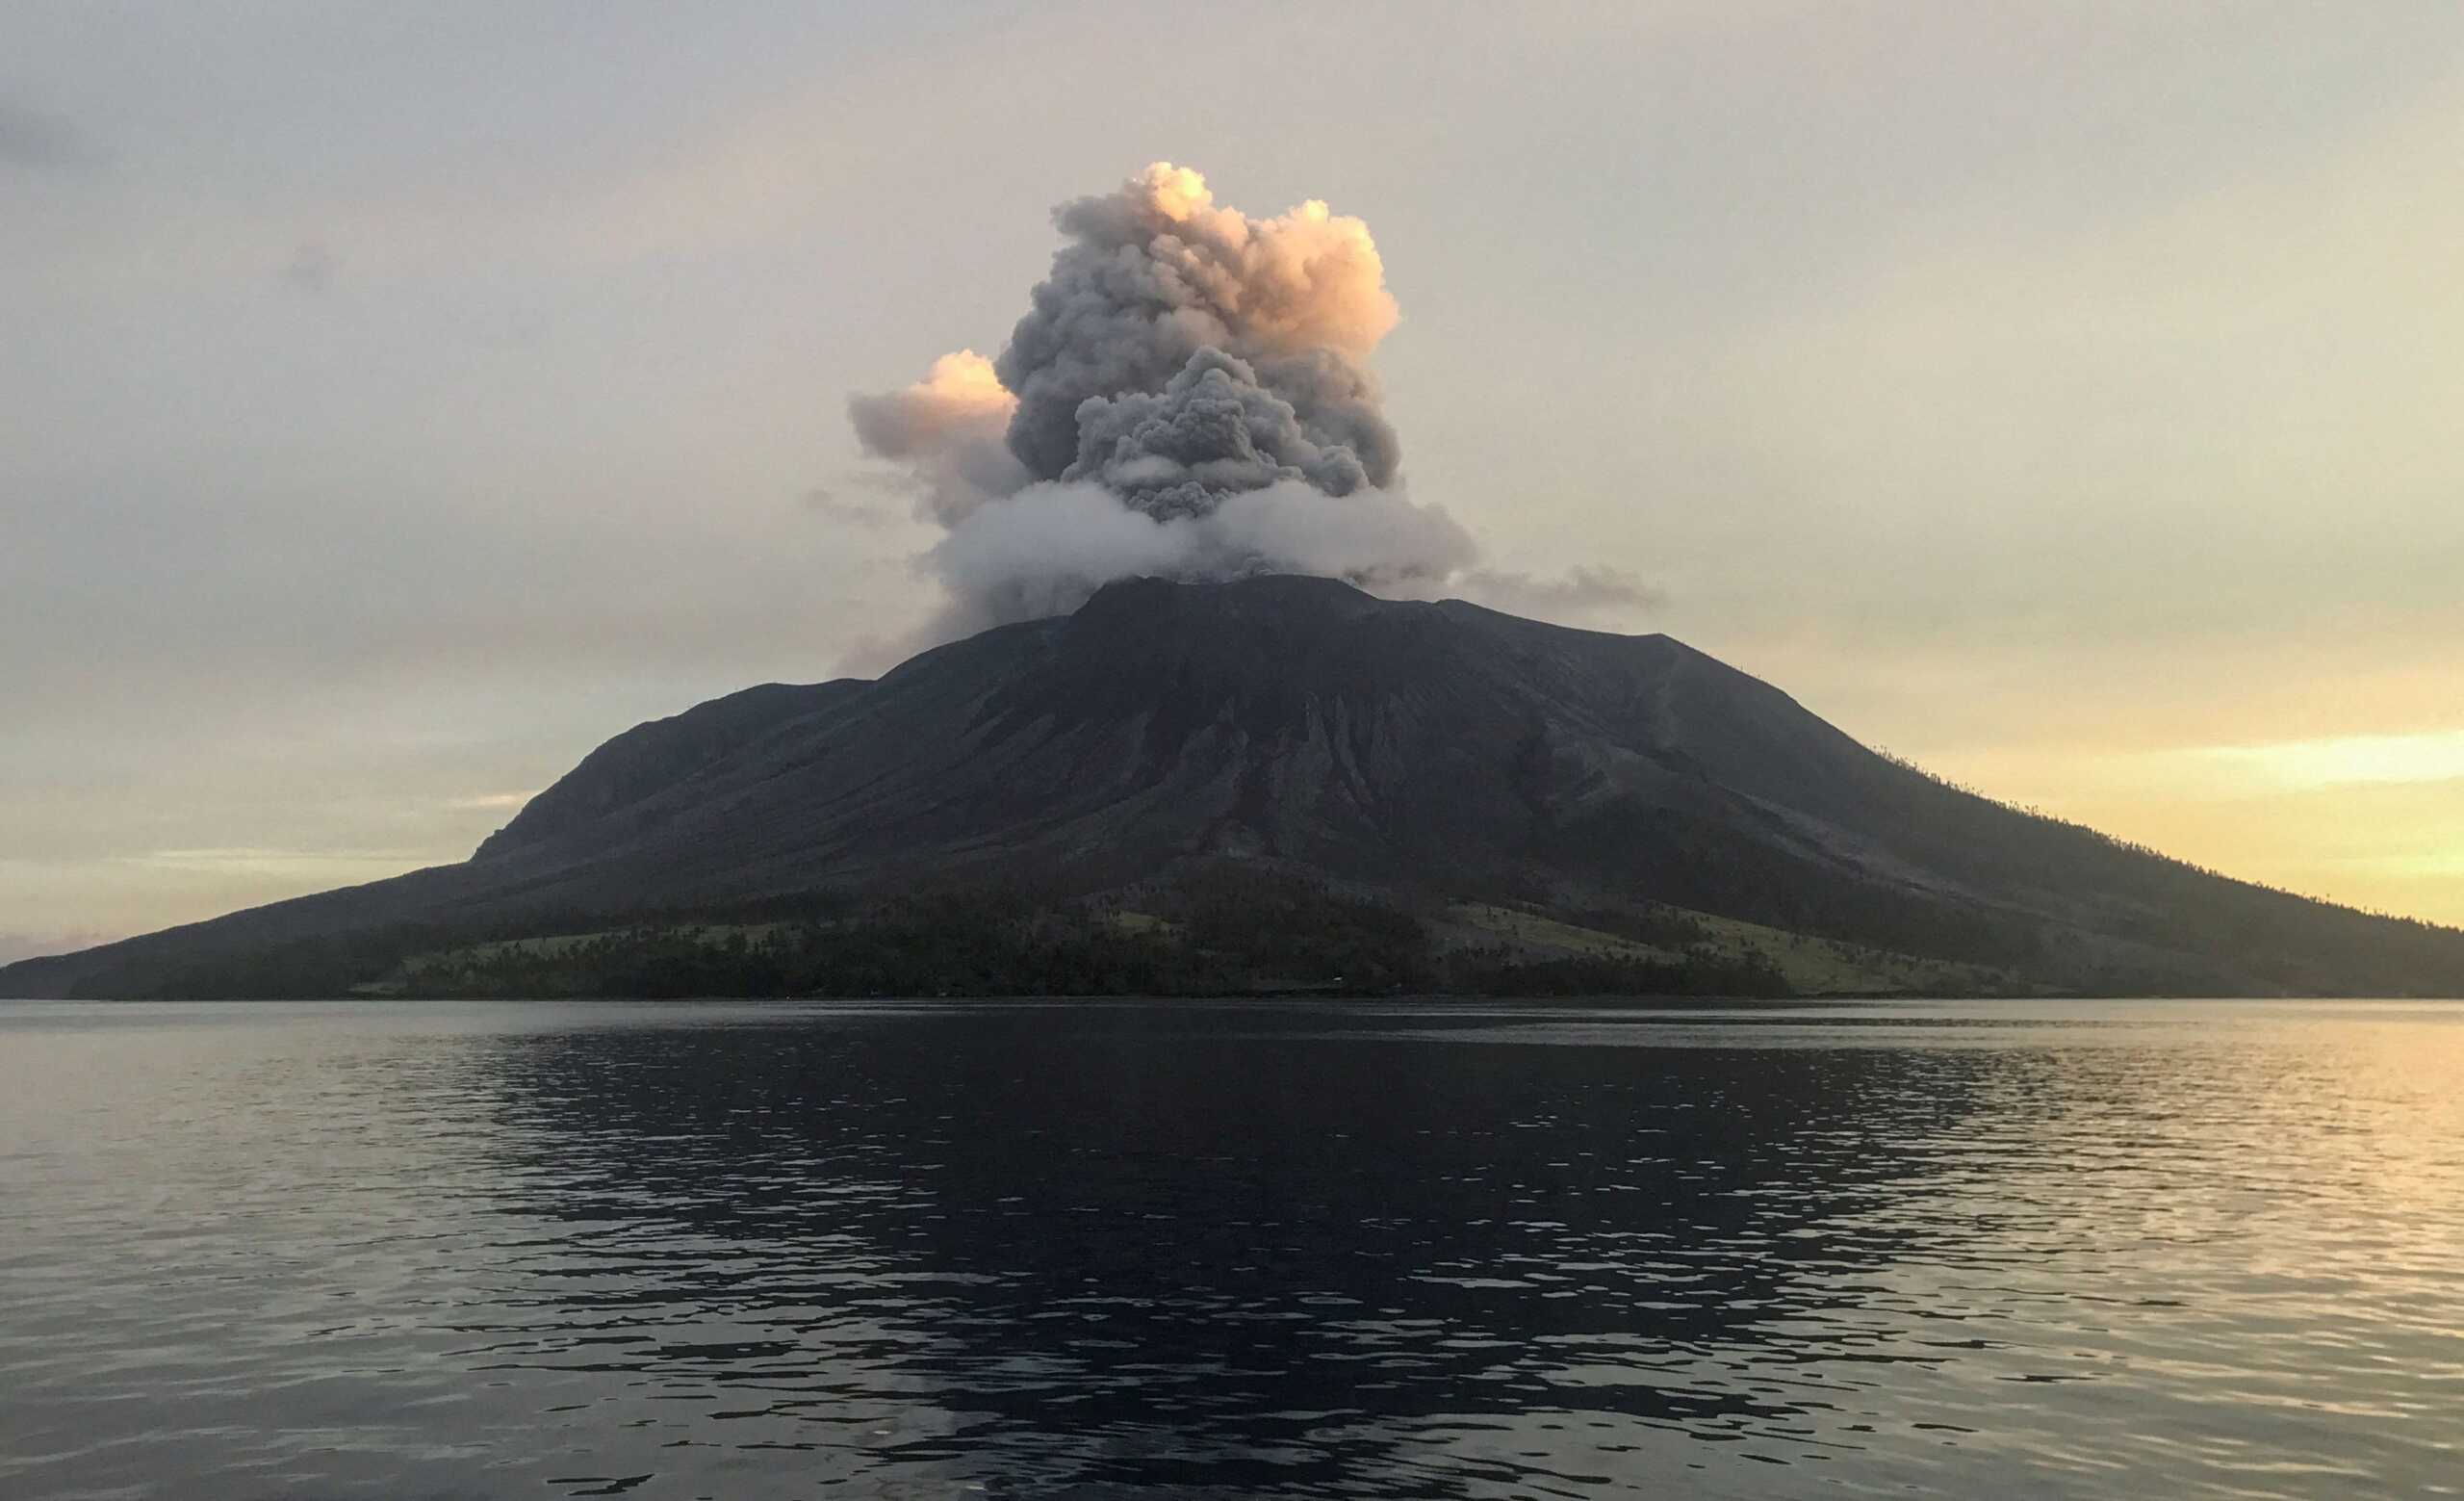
1, 997, 2457, 1499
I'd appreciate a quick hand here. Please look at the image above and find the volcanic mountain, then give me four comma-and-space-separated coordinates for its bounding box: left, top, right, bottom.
9, 575, 2462, 997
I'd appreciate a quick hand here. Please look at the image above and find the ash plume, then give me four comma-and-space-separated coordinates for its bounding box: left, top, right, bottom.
847, 162, 1639, 651
846, 350, 1028, 526
996, 163, 1399, 490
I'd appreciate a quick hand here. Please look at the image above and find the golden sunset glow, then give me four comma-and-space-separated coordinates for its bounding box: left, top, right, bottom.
2196, 731, 2464, 792
1913, 743, 2464, 925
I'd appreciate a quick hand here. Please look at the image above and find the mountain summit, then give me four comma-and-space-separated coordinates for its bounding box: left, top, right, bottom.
10, 576, 2462, 997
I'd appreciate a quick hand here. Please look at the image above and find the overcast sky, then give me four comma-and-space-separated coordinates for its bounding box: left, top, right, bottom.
7, 0, 2462, 959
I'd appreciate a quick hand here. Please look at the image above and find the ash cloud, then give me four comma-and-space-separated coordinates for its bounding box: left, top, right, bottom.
995, 163, 1399, 487
1067, 347, 1377, 518
846, 350, 1028, 526
848, 163, 1647, 652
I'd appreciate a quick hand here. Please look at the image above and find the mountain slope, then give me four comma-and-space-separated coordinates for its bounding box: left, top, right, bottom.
8, 575, 2461, 997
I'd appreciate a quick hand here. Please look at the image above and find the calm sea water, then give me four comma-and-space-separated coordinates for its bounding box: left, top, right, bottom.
2, 998, 2458, 1499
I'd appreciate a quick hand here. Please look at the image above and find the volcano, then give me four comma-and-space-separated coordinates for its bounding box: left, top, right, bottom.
9, 575, 2462, 998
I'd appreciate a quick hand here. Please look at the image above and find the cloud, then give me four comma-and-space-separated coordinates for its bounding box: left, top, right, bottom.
919, 478, 1477, 642
845, 349, 1027, 525
1451, 565, 1667, 626
445, 791, 535, 812
122, 846, 430, 870
848, 163, 1645, 655
994, 163, 1399, 485
798, 487, 898, 528
0, 98, 96, 171
2192, 730, 2464, 792
277, 240, 337, 293
0, 929, 120, 966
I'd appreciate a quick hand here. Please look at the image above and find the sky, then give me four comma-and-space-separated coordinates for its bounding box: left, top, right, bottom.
5, 0, 2462, 961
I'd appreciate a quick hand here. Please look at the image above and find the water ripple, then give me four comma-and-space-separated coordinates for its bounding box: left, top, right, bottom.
1, 998, 2458, 1497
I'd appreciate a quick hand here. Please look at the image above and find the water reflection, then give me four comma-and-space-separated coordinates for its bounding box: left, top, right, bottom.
467, 1006, 2011, 1491
2, 999, 2457, 1499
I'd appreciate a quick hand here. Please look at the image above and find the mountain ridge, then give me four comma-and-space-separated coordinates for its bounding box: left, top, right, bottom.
8, 574, 2462, 998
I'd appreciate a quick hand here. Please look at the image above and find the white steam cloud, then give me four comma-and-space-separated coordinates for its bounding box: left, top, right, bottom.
847, 162, 1643, 652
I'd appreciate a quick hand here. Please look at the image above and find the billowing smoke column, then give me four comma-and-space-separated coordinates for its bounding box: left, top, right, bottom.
995, 165, 1401, 503
849, 164, 1629, 647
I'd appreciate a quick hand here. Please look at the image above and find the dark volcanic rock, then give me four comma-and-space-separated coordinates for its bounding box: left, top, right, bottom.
473, 680, 865, 862
8, 575, 2463, 997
